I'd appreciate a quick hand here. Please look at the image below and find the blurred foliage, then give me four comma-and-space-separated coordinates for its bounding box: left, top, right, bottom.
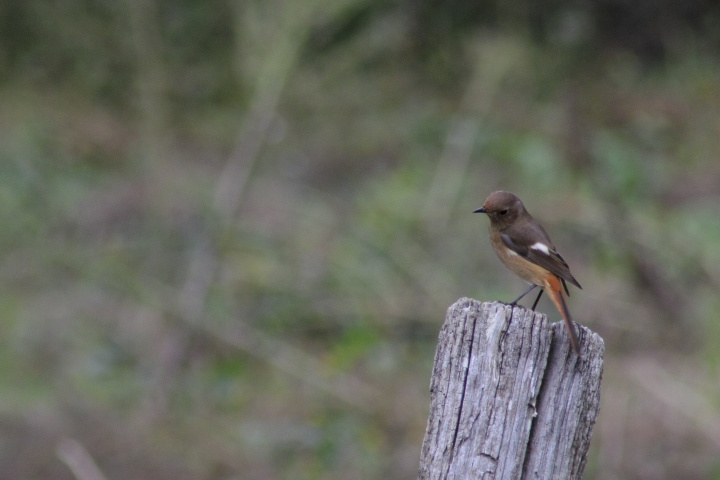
0, 0, 719, 479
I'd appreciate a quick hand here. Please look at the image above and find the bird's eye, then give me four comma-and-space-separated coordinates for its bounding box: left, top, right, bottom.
498, 209, 508, 216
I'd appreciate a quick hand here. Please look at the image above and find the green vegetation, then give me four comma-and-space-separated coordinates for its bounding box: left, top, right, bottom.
1, 1, 719, 478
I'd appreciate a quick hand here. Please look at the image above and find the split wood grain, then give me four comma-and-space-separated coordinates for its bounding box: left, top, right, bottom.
418, 299, 604, 480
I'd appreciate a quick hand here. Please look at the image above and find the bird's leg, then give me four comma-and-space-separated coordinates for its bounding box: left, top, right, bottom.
531, 289, 544, 310
509, 284, 537, 305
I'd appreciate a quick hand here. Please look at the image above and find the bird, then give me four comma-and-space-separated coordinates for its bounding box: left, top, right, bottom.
473, 191, 582, 355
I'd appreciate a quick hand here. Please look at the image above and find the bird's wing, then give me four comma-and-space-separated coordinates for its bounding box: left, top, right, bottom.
499, 221, 582, 289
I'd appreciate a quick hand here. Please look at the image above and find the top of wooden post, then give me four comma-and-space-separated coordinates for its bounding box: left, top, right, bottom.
418, 298, 604, 480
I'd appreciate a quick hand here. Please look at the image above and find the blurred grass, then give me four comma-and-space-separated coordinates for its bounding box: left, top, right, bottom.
0, 1, 720, 479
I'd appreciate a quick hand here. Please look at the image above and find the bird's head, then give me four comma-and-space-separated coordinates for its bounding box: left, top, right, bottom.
473, 191, 525, 227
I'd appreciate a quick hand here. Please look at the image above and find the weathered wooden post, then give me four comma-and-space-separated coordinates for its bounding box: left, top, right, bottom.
418, 298, 604, 480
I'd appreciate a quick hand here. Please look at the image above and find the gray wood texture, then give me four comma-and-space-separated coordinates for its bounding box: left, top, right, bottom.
418, 298, 604, 480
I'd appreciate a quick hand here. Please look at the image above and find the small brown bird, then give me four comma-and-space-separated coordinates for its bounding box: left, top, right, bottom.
474, 191, 582, 355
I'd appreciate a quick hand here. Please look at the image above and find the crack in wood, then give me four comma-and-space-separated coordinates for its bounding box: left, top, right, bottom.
419, 299, 604, 480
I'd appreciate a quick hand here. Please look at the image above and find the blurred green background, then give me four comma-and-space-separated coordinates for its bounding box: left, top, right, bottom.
1, 0, 720, 479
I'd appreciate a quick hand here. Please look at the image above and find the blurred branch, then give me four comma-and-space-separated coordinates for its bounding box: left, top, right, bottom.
57, 438, 109, 480
212, 2, 307, 218
629, 358, 720, 450
422, 118, 478, 231
161, 0, 382, 414
127, 0, 170, 164
423, 36, 526, 232
214, 0, 363, 217
187, 313, 382, 413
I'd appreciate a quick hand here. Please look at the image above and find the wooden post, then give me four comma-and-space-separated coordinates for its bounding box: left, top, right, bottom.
418, 298, 604, 480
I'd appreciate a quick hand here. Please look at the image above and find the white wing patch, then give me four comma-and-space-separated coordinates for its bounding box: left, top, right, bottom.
530, 242, 550, 255
505, 248, 519, 256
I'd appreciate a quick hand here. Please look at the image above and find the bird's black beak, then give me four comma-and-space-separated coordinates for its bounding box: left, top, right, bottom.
473, 207, 486, 213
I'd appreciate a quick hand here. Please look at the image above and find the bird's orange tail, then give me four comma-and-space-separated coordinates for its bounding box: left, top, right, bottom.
544, 274, 581, 355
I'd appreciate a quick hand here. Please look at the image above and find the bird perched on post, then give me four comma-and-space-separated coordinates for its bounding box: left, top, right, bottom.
473, 191, 582, 355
